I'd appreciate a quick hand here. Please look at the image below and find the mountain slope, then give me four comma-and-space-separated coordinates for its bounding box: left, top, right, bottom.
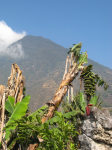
0, 35, 112, 110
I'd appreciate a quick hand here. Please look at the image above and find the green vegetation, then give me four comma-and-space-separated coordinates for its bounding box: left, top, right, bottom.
5, 97, 81, 150
0, 42, 109, 150
5, 91, 90, 150
80, 64, 108, 103
5, 96, 30, 141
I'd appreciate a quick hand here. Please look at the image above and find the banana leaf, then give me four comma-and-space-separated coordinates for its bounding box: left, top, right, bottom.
79, 51, 88, 66
5, 96, 15, 115
89, 95, 98, 106
5, 95, 30, 141
79, 92, 86, 113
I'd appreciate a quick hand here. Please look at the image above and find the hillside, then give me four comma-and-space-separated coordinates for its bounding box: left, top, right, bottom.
0, 35, 112, 110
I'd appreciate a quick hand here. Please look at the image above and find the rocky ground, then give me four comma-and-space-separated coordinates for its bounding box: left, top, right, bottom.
79, 107, 112, 150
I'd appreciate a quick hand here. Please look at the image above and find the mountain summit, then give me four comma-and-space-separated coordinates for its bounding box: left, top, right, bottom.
0, 35, 112, 110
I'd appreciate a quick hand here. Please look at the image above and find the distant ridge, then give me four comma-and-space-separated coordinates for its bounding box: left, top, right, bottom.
0, 35, 111, 110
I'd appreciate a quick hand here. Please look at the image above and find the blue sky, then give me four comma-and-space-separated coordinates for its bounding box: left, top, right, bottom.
0, 0, 112, 68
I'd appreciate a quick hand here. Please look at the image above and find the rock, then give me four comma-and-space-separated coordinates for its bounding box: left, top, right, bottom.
79, 134, 111, 150
92, 107, 112, 129
79, 107, 112, 150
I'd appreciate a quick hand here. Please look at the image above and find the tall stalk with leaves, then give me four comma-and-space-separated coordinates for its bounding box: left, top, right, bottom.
80, 64, 108, 104
42, 42, 87, 123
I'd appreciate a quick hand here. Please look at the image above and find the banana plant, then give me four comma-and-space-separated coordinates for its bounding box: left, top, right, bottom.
41, 43, 88, 123
80, 65, 108, 103
5, 95, 30, 141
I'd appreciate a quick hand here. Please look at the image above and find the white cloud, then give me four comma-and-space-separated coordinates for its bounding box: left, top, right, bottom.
0, 21, 26, 58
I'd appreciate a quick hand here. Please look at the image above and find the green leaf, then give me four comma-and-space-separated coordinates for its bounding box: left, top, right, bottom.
5, 95, 30, 141
63, 110, 81, 119
79, 51, 88, 66
71, 42, 82, 53
47, 116, 60, 124
7, 138, 17, 150
5, 96, 15, 114
14, 101, 20, 108
68, 43, 82, 55
0, 142, 2, 148
68, 43, 82, 61
28, 105, 48, 120
89, 95, 98, 106
79, 92, 86, 113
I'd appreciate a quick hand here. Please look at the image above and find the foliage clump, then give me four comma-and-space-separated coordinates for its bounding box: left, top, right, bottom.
80, 64, 108, 102
0, 42, 109, 150
5, 103, 79, 150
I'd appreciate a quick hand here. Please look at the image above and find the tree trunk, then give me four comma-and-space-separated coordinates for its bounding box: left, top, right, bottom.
0, 64, 25, 149
42, 62, 82, 123
7, 64, 25, 103
0, 92, 6, 144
